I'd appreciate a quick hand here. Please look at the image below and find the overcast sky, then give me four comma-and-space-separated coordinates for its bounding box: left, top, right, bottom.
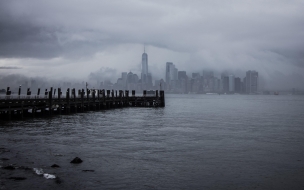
0, 0, 304, 89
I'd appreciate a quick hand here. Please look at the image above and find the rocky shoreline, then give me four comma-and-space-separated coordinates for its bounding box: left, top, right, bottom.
1, 147, 92, 190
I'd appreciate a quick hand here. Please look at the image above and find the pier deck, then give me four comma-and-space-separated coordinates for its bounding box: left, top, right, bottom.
0, 87, 165, 120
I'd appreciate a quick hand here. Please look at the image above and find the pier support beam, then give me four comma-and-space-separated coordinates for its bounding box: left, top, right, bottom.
160, 90, 165, 107
48, 87, 53, 115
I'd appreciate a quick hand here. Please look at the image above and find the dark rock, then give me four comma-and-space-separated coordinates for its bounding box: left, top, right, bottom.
82, 170, 94, 172
3, 165, 15, 170
8, 177, 27, 180
51, 164, 60, 168
70, 157, 83, 164
0, 158, 9, 161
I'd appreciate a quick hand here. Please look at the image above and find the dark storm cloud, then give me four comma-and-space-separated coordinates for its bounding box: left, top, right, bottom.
0, 0, 304, 89
0, 1, 118, 59
1, 0, 303, 62
0, 2, 56, 58
0, 22, 61, 59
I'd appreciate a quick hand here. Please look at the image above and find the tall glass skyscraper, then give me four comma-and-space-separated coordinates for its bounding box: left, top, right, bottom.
141, 48, 148, 84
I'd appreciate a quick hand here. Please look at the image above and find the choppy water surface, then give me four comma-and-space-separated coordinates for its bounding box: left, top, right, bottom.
1, 94, 304, 189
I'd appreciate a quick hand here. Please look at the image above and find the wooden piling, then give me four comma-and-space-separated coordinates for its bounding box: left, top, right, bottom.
66, 88, 70, 114
81, 89, 84, 112
160, 90, 165, 107
49, 87, 53, 115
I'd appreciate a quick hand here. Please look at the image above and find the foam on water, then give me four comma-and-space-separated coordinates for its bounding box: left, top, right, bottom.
33, 168, 43, 175
33, 168, 56, 179
43, 174, 56, 179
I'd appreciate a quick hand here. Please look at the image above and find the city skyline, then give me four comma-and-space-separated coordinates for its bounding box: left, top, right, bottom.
0, 48, 303, 94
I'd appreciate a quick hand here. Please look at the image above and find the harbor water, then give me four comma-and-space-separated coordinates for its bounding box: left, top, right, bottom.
1, 94, 304, 189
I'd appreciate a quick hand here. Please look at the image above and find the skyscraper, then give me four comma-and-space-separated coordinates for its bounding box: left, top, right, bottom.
141, 47, 148, 84
203, 70, 214, 93
234, 77, 241, 93
228, 75, 235, 93
165, 62, 180, 91
166, 62, 173, 85
246, 70, 258, 94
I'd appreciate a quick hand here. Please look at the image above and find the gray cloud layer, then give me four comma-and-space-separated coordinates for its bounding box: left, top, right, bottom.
0, 0, 304, 89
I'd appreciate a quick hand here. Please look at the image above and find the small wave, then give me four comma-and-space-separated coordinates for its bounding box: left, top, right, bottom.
43, 173, 56, 179
33, 168, 44, 175
33, 168, 56, 179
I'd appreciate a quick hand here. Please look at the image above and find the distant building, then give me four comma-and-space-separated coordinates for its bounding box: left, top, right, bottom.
166, 62, 178, 91
178, 71, 187, 80
178, 71, 188, 93
203, 70, 214, 93
166, 62, 173, 85
141, 48, 149, 90
246, 70, 258, 94
228, 75, 235, 93
122, 72, 127, 89
223, 76, 229, 93
234, 77, 241, 93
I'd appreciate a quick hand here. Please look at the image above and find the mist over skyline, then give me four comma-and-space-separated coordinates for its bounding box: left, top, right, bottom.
1, 0, 304, 90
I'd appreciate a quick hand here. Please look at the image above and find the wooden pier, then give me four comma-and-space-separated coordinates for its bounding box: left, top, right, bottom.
0, 87, 165, 120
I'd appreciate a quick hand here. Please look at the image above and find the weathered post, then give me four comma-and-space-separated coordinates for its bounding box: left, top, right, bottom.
6, 87, 11, 98
125, 90, 129, 106
155, 90, 159, 107
42, 89, 47, 116
72, 88, 77, 113
106, 90, 110, 108
111, 90, 115, 108
27, 88, 31, 99
119, 90, 122, 107
81, 89, 84, 112
97, 90, 101, 110
18, 86, 21, 97
102, 89, 106, 109
57, 88, 61, 114
37, 88, 40, 96
143, 90, 147, 107
87, 88, 90, 111
6, 87, 10, 95
49, 87, 53, 115
66, 88, 70, 114
92, 89, 96, 111
160, 90, 165, 107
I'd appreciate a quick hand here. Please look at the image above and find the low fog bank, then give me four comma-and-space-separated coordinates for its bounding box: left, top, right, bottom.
0, 69, 122, 95
1, 66, 303, 94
